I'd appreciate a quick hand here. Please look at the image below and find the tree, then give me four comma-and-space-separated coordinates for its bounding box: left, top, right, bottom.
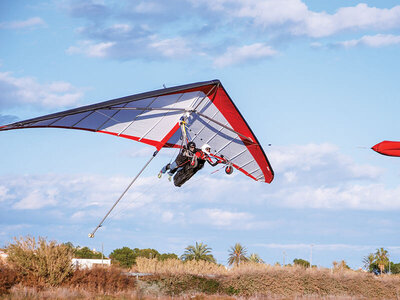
109, 247, 136, 268
227, 243, 248, 267
63, 242, 74, 249
159, 253, 179, 261
390, 262, 400, 274
332, 260, 350, 270
363, 248, 390, 274
133, 248, 160, 259
374, 248, 389, 274
74, 246, 103, 259
363, 253, 375, 272
248, 253, 264, 264
293, 258, 310, 268
181, 242, 216, 263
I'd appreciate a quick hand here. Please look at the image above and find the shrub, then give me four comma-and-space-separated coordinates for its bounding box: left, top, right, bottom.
6, 236, 74, 286
109, 247, 136, 268
0, 262, 20, 295
293, 258, 310, 268
74, 246, 103, 259
67, 266, 135, 293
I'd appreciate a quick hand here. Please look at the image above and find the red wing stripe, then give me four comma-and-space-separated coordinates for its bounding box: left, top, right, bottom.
158, 122, 181, 150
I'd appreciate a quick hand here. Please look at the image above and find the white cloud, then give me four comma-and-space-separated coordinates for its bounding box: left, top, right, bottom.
0, 186, 10, 202
0, 17, 46, 30
194, 1, 400, 38
13, 189, 58, 210
235, 0, 308, 27
66, 40, 115, 57
1, 142, 398, 226
214, 43, 277, 67
269, 184, 400, 210
262, 143, 400, 210
268, 143, 382, 180
71, 211, 86, 220
149, 37, 192, 58
337, 34, 400, 48
64, 1, 400, 66
0, 71, 84, 109
192, 208, 253, 227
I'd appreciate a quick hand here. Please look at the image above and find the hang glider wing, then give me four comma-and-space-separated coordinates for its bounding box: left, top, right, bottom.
0, 80, 274, 183
372, 140, 400, 157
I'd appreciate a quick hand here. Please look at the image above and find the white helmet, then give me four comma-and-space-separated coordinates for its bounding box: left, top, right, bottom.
201, 144, 211, 154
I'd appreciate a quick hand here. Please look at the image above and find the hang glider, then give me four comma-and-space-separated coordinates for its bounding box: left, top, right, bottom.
0, 79, 273, 182
372, 140, 400, 157
1, 79, 274, 237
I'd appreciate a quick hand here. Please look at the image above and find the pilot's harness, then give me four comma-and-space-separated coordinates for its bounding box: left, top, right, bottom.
178, 114, 234, 174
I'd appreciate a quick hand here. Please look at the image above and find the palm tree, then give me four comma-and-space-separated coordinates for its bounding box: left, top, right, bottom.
248, 253, 264, 264
374, 248, 389, 274
181, 242, 216, 263
362, 253, 375, 271
227, 243, 248, 267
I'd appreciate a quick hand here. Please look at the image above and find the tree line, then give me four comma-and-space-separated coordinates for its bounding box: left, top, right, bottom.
65, 241, 400, 274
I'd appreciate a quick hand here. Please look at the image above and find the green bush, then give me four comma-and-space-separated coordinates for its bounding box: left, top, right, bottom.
74, 246, 103, 259
6, 236, 74, 286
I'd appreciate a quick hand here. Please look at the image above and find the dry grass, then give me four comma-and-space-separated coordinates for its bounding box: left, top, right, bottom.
135, 257, 227, 275
136, 259, 400, 299
2, 284, 139, 299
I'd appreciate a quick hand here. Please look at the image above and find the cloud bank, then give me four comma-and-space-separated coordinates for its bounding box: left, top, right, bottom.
62, 0, 400, 65
0, 71, 84, 110
1, 143, 398, 226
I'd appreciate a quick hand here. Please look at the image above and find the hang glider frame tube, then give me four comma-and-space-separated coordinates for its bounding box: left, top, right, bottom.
88, 150, 159, 238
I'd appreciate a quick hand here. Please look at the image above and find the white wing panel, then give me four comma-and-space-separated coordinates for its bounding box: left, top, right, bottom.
120, 94, 181, 139
52, 112, 93, 127
100, 97, 158, 134
78, 109, 120, 130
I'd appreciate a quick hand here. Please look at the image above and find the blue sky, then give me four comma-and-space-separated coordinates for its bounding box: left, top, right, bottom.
1, 0, 400, 269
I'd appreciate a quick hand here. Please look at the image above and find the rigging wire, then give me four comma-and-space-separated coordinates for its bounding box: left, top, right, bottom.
104, 160, 226, 224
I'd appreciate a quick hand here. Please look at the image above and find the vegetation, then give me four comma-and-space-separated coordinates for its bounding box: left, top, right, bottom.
332, 260, 350, 271
390, 261, 400, 274
5, 236, 74, 286
293, 258, 310, 268
363, 247, 392, 274
248, 253, 264, 263
375, 247, 389, 274
158, 253, 179, 261
136, 257, 226, 275
109, 247, 136, 268
2, 236, 400, 299
74, 247, 103, 259
227, 243, 248, 267
181, 242, 216, 263
109, 247, 179, 268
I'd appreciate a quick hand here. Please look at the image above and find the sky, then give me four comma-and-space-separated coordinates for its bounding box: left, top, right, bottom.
1, 0, 400, 270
